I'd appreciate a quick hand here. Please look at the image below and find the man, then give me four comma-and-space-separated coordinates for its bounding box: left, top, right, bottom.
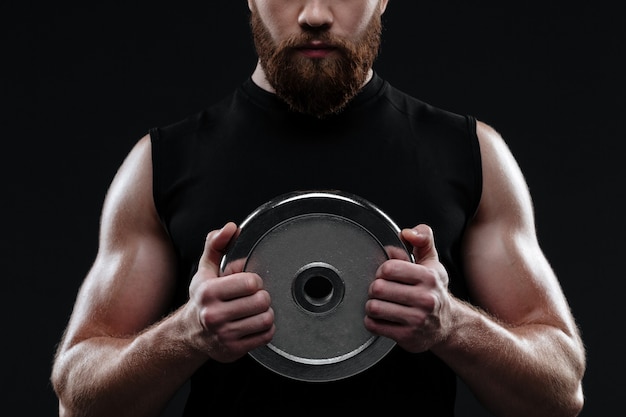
51, 1, 586, 416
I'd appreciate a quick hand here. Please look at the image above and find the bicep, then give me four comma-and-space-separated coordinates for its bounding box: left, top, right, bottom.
462, 122, 576, 332
62, 135, 178, 346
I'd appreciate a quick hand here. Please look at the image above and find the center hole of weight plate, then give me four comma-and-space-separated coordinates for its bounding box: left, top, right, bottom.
303, 276, 333, 306
292, 262, 345, 314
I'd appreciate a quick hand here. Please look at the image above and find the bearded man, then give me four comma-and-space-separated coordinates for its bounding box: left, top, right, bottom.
51, 1, 585, 416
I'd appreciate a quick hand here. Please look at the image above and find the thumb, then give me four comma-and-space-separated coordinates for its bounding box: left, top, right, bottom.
197, 222, 238, 278
401, 224, 440, 265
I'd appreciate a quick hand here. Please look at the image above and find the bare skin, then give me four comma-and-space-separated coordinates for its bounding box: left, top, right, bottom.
51, 1, 585, 416
363, 122, 585, 416
51, 137, 275, 417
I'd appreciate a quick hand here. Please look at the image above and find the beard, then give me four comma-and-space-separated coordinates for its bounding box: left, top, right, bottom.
250, 11, 382, 118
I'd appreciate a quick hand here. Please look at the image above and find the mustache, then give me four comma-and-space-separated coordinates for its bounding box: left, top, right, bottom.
277, 31, 353, 54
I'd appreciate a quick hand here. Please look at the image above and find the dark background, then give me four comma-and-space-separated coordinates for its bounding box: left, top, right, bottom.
2, 1, 623, 415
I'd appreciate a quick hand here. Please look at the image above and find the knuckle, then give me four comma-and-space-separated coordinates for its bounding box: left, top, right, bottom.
369, 279, 386, 298
419, 292, 437, 313
259, 310, 274, 328
201, 307, 222, 328
195, 279, 218, 303
259, 289, 272, 306
250, 290, 272, 312
260, 312, 276, 333
365, 299, 383, 316
200, 307, 220, 328
242, 273, 262, 293
378, 260, 400, 277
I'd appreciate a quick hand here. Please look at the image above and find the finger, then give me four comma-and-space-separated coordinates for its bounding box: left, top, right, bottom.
204, 273, 265, 303
200, 285, 271, 326
369, 272, 423, 304
220, 306, 275, 337
365, 298, 415, 324
401, 224, 439, 264
363, 314, 404, 341
375, 259, 425, 286
198, 222, 238, 278
227, 315, 276, 351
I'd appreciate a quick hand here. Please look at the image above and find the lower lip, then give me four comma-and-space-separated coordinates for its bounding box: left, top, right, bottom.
298, 48, 335, 58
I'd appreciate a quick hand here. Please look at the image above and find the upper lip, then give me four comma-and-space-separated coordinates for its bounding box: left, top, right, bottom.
298, 40, 334, 50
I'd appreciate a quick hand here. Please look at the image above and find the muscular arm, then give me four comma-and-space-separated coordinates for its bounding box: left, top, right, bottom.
52, 135, 274, 417
51, 134, 274, 417
433, 121, 586, 416
365, 121, 585, 416
51, 135, 204, 416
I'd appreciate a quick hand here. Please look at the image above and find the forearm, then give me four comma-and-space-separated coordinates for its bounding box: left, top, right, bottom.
52, 308, 207, 417
432, 299, 585, 417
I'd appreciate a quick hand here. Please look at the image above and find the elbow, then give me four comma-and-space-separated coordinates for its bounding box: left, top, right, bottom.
58, 401, 71, 417
522, 382, 584, 417
51, 384, 88, 417
555, 329, 586, 416
51, 357, 82, 417
566, 341, 587, 416
547, 374, 585, 417
51, 369, 71, 417
528, 354, 586, 417
563, 383, 585, 417
554, 358, 586, 417
50, 362, 67, 408
56, 401, 87, 417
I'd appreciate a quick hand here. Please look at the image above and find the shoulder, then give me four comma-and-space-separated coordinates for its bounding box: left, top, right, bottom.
474, 120, 526, 188
150, 86, 244, 146
471, 119, 535, 229
380, 81, 469, 129
100, 135, 158, 241
150, 109, 212, 147
475, 120, 509, 157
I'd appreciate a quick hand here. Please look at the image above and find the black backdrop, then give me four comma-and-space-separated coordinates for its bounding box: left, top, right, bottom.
2, 1, 624, 416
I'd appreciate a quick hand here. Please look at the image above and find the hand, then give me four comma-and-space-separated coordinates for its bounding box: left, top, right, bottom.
364, 224, 453, 353
185, 222, 275, 362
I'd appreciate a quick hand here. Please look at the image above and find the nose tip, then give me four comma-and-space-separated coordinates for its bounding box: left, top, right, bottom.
298, 2, 333, 28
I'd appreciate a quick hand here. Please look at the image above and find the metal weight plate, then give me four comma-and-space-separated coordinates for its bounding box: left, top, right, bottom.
220, 190, 414, 382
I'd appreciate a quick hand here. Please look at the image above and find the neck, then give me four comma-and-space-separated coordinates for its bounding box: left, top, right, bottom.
251, 61, 275, 93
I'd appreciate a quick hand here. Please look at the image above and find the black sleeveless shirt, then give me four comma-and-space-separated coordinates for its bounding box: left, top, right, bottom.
150, 73, 482, 415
